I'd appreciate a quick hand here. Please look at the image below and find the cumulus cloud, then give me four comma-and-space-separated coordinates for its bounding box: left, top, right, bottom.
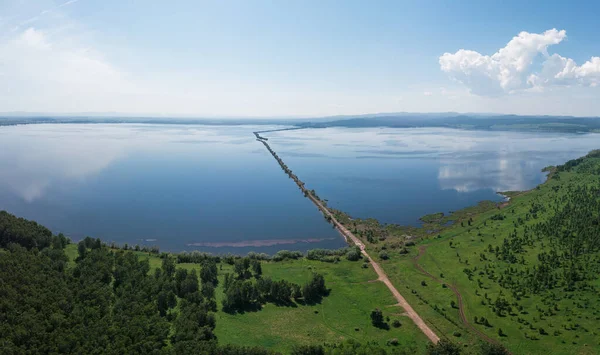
439, 29, 600, 95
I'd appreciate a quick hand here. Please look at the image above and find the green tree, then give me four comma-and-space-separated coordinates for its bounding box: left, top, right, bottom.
370, 308, 384, 327
480, 342, 510, 355
161, 256, 176, 277
426, 339, 461, 355
250, 259, 262, 278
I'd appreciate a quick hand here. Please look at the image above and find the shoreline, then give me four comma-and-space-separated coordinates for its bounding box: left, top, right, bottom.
254, 130, 441, 344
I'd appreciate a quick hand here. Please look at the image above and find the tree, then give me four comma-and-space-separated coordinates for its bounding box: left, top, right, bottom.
480, 342, 510, 355
426, 339, 462, 355
162, 256, 176, 277
77, 241, 87, 259
200, 259, 219, 285
234, 258, 251, 279
370, 308, 384, 327
291, 345, 324, 355
201, 282, 215, 300
180, 269, 200, 298
157, 291, 169, 316
302, 273, 327, 303
250, 259, 262, 278
346, 249, 361, 261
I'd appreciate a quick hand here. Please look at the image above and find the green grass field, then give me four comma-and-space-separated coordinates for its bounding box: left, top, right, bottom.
64, 245, 430, 353
58, 151, 600, 354
214, 259, 430, 353
364, 156, 600, 355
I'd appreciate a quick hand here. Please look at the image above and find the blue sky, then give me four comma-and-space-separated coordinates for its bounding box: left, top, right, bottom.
1, 0, 599, 117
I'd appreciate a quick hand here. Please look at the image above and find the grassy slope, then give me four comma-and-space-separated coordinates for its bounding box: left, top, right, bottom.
370, 163, 600, 355
59, 153, 600, 354
214, 259, 429, 353
64, 245, 430, 353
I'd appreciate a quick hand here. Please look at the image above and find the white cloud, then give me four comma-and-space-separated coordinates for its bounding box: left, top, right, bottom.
423, 91, 433, 96
439, 29, 600, 96
58, 0, 81, 8
0, 26, 140, 111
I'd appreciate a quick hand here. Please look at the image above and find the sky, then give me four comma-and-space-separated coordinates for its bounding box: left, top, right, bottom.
1, 0, 599, 117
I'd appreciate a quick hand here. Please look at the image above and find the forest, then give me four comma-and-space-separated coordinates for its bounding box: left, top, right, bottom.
1, 209, 482, 354
3, 150, 599, 354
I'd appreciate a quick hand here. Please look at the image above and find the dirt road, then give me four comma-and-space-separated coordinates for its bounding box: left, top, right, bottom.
257, 134, 440, 344
306, 194, 441, 344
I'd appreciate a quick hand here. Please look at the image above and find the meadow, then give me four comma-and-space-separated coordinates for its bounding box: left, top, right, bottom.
342, 151, 600, 354
63, 244, 431, 353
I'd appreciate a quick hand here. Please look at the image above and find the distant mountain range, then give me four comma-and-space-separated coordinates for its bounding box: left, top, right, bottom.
1, 112, 600, 133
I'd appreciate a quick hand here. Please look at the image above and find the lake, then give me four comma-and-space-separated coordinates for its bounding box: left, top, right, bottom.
1, 124, 598, 253
265, 127, 600, 225
0, 124, 344, 254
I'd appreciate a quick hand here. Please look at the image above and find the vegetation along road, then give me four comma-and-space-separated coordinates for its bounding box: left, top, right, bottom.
255, 131, 441, 344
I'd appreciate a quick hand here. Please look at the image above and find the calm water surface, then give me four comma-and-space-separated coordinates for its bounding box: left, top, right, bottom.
0, 124, 344, 253
267, 127, 600, 226
1, 124, 598, 253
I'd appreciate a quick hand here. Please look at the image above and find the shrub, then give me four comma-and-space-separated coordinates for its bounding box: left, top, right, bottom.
370, 308, 384, 327
387, 338, 399, 346
426, 339, 461, 355
480, 343, 510, 355
379, 251, 389, 260
346, 250, 361, 261
392, 319, 401, 328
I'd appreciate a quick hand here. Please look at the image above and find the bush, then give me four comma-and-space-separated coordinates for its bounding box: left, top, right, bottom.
346, 250, 361, 261
291, 345, 325, 355
392, 319, 401, 328
453, 331, 461, 337
387, 338, 399, 346
307, 248, 350, 262
479, 342, 510, 355
426, 339, 462, 355
370, 308, 384, 327
272, 250, 303, 262
379, 252, 389, 260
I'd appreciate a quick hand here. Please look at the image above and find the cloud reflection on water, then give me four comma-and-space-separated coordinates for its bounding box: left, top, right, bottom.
0, 124, 283, 202
270, 127, 600, 195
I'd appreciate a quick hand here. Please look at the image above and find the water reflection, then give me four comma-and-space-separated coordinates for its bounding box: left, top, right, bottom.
0, 123, 345, 253
269, 127, 600, 225
0, 124, 281, 202
0, 125, 129, 201
438, 157, 533, 193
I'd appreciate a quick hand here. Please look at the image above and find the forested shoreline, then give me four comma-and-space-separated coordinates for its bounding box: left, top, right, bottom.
0, 210, 454, 354
3, 150, 598, 354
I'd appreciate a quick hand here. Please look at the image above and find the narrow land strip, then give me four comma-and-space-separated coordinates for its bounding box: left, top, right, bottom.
255, 132, 441, 344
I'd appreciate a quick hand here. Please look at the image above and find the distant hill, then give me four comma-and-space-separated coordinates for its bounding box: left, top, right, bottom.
299, 114, 600, 133
2, 113, 600, 133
